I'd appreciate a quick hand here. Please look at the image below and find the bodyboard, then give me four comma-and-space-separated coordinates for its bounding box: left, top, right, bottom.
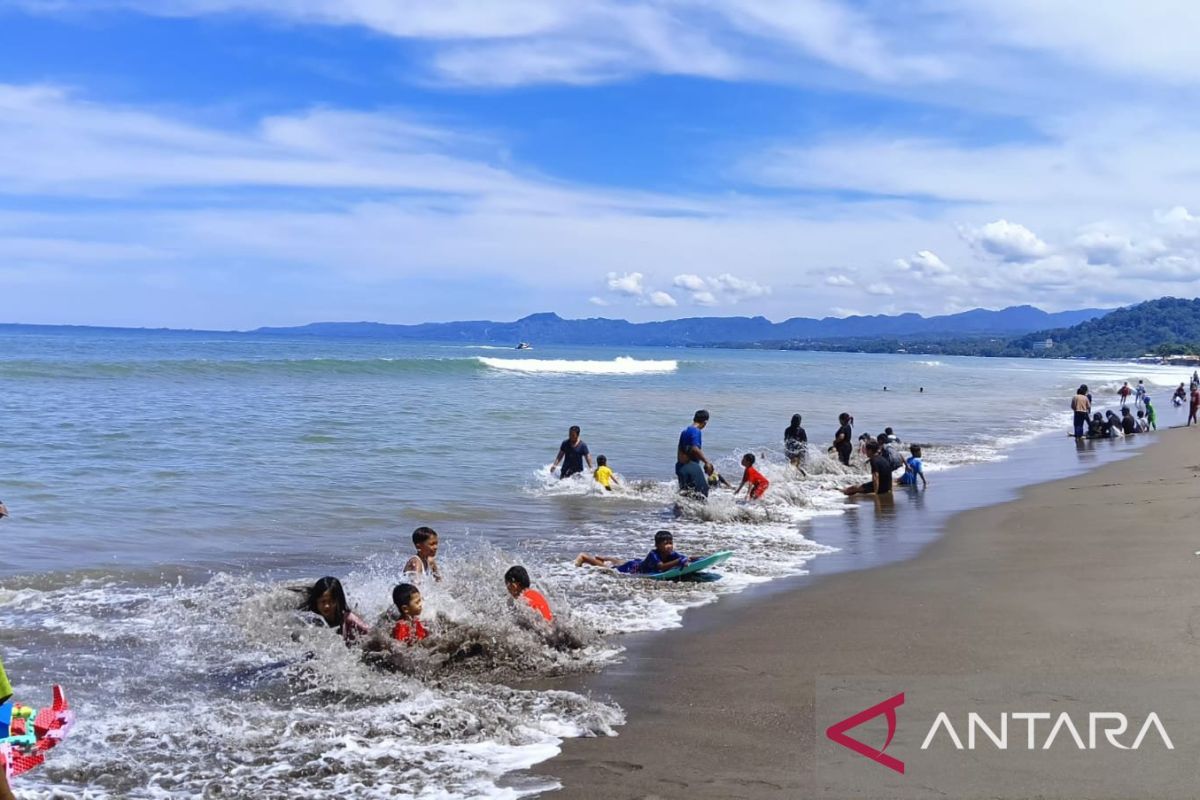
644, 550, 733, 581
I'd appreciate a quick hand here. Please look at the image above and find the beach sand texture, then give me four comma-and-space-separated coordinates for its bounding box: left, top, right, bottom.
533, 429, 1200, 799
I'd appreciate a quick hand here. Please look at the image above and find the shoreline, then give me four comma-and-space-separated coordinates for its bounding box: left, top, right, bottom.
525, 427, 1197, 798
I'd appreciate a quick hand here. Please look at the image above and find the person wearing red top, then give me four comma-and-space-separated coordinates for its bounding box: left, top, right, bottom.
1190, 387, 1200, 426
504, 566, 553, 623
390, 583, 428, 643
734, 453, 770, 500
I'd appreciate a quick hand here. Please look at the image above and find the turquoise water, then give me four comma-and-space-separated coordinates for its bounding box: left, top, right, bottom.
0, 329, 1185, 798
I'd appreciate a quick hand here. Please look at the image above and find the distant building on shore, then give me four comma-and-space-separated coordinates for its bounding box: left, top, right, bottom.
1032, 338, 1054, 350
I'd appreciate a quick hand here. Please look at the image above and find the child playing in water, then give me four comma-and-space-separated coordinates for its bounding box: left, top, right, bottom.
504, 566, 553, 622
575, 530, 692, 575
593, 455, 619, 491
733, 453, 770, 499
299, 576, 370, 645
897, 444, 927, 488
707, 468, 732, 489
1144, 396, 1157, 431
404, 527, 441, 582
390, 583, 427, 644
1136, 409, 1150, 433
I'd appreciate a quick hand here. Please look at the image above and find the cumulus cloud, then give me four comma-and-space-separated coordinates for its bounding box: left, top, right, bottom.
692, 290, 718, 306
672, 273, 709, 292
963, 220, 1050, 262
865, 282, 895, 296
825, 273, 854, 287
605, 271, 645, 296
670, 271, 771, 305
712, 272, 771, 301
1073, 231, 1133, 266
895, 249, 951, 275
648, 290, 678, 307
588, 295, 609, 306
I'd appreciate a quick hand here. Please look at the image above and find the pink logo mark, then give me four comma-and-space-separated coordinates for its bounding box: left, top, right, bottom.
825, 692, 905, 774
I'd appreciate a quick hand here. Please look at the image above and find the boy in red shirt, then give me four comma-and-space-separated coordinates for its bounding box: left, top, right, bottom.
390, 583, 428, 644
504, 566, 553, 623
734, 453, 770, 500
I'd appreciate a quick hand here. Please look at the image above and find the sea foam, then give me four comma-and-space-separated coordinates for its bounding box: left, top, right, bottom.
476, 356, 678, 375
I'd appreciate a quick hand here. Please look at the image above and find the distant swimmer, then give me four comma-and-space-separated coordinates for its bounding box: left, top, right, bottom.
919, 387, 924, 393
551, 425, 592, 479
676, 410, 713, 498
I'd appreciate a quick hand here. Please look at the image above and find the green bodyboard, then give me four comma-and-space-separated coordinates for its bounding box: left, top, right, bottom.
644, 550, 733, 581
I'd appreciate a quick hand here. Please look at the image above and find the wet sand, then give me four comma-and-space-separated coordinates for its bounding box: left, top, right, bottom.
529, 428, 1200, 798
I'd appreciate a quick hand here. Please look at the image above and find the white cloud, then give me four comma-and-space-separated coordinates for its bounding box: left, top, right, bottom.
712, 272, 771, 301
865, 282, 895, 296
692, 291, 719, 306
588, 295, 609, 306
648, 290, 678, 307
1073, 231, 1133, 266
895, 249, 951, 275
672, 273, 709, 292
605, 271, 645, 296
964, 220, 1050, 262
825, 273, 854, 287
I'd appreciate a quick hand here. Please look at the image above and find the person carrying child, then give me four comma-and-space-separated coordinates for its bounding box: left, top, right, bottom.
404, 527, 441, 582
733, 453, 770, 499
575, 530, 691, 575
897, 444, 927, 488
390, 583, 427, 644
504, 566, 553, 622
593, 455, 619, 491
299, 576, 370, 645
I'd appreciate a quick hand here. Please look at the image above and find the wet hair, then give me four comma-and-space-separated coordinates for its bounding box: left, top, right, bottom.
789, 413, 802, 429
910, 444, 922, 457
839, 412, 851, 424
392, 583, 420, 613
742, 453, 756, 465
504, 565, 531, 589
301, 576, 348, 628
654, 530, 674, 546
596, 454, 607, 466
569, 425, 581, 436
1137, 410, 1145, 418
885, 427, 894, 435
693, 409, 710, 423
877, 433, 889, 443
1077, 384, 1089, 395
412, 526, 437, 545
865, 441, 880, 454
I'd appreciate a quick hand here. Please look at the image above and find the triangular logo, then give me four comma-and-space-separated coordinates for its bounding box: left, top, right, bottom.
825, 692, 905, 774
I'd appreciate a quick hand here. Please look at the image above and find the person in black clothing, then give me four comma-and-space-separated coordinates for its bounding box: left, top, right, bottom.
842, 441, 894, 495
1120, 407, 1137, 435
831, 412, 853, 466
550, 425, 593, 479
784, 413, 807, 467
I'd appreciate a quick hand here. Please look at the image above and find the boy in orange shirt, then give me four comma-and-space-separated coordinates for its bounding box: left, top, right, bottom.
504, 566, 553, 623
390, 583, 428, 644
733, 453, 770, 499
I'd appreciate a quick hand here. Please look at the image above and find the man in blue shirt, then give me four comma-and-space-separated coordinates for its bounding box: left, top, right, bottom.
676, 409, 712, 497
550, 425, 592, 479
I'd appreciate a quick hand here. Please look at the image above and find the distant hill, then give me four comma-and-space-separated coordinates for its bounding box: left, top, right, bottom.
1005, 297, 1200, 359
252, 305, 1108, 346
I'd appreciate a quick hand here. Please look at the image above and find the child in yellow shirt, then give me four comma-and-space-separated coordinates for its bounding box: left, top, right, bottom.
593, 455, 619, 491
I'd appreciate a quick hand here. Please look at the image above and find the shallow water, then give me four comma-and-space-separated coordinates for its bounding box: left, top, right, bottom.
0, 329, 1187, 797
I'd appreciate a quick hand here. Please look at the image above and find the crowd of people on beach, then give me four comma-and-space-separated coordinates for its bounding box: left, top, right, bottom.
1072, 373, 1200, 439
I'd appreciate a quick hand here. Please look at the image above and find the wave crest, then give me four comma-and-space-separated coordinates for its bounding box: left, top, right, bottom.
477, 356, 678, 375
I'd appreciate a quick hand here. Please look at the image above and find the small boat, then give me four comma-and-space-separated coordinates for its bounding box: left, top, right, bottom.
515, 342, 532, 350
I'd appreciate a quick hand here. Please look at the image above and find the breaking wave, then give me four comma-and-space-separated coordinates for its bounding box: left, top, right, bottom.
476, 356, 678, 375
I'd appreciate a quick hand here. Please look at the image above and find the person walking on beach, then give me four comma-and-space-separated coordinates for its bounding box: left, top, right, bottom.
784, 414, 807, 468
1190, 385, 1200, 426
1071, 385, 1091, 439
676, 410, 713, 498
550, 425, 592, 479
1118, 382, 1132, 407
831, 413, 853, 466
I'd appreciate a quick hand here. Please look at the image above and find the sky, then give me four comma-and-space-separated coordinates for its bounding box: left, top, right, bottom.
2, 1, 1200, 328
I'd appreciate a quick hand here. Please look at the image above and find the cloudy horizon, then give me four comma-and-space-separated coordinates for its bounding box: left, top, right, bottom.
2, 1, 1199, 328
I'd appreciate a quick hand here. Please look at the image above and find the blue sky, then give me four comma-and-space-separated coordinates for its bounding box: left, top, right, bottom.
2, 1, 1200, 328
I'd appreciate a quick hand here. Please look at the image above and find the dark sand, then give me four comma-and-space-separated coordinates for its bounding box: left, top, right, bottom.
529, 429, 1200, 799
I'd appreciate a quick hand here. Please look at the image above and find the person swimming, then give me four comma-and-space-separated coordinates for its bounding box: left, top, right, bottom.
299, 576, 370, 645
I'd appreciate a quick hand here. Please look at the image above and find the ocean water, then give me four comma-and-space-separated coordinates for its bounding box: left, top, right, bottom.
0, 330, 1188, 798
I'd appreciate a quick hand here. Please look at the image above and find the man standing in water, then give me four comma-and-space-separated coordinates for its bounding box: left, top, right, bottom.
550, 425, 592, 479
676, 410, 713, 498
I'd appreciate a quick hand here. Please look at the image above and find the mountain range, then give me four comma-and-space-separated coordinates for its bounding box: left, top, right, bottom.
251, 305, 1108, 346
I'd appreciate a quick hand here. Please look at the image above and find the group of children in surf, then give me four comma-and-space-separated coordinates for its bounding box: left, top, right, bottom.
1076, 381, 1164, 439
297, 526, 554, 649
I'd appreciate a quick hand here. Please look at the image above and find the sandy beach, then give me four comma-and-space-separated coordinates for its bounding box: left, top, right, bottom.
530, 428, 1200, 799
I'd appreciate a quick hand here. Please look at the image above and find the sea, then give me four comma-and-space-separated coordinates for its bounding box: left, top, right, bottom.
0, 329, 1189, 798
